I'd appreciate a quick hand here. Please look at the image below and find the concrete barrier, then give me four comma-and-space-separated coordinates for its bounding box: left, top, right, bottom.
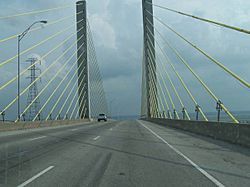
0, 119, 90, 132
145, 118, 250, 148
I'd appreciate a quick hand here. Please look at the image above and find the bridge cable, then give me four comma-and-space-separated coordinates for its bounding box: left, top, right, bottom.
17, 42, 85, 122
147, 56, 170, 118
146, 45, 170, 118
0, 4, 74, 20
88, 20, 108, 110
70, 91, 86, 120
0, 11, 83, 43
75, 90, 87, 120
0, 29, 82, 93
0, 33, 84, 116
145, 30, 177, 118
70, 81, 86, 119
148, 70, 159, 118
144, 55, 158, 118
145, 10, 250, 89
149, 55, 170, 117
148, 66, 163, 118
45, 61, 85, 120
79, 94, 88, 119
64, 82, 86, 120
32, 51, 85, 121
88, 46, 106, 117
33, 60, 77, 121
145, 24, 208, 121
146, 1, 250, 35
147, 48, 179, 119
0, 20, 83, 68
33, 28, 86, 120
82, 104, 88, 119
145, 51, 159, 118
68, 59, 87, 119
146, 18, 239, 123
147, 36, 191, 120
55, 76, 85, 120
75, 98, 87, 120
141, 50, 147, 118
87, 20, 109, 116
79, 91, 87, 119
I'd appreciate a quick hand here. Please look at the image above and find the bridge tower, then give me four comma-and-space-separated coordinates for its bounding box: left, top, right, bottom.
76, 0, 90, 119
141, 0, 158, 118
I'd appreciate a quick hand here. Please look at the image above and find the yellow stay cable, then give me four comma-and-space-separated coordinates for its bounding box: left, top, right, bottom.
0, 4, 72, 20
0, 21, 81, 68
45, 60, 85, 120
146, 10, 250, 89
0, 30, 80, 92
0, 11, 83, 43
146, 1, 250, 35
32, 53, 83, 121
147, 48, 180, 119
0, 36, 83, 116
147, 58, 168, 118
146, 18, 238, 123
17, 44, 83, 122
146, 34, 191, 120
146, 25, 208, 121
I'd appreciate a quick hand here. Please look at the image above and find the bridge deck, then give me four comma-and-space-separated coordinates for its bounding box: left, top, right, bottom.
0, 120, 249, 187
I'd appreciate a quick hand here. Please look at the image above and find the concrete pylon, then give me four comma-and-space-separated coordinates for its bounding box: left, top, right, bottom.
142, 0, 157, 118
76, 1, 90, 119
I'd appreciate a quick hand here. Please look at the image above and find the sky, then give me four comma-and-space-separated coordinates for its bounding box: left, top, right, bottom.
0, 0, 250, 120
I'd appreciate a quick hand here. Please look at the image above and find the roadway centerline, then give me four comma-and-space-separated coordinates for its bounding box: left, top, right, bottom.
138, 120, 225, 187
93, 136, 100, 140
17, 166, 54, 187
29, 136, 47, 141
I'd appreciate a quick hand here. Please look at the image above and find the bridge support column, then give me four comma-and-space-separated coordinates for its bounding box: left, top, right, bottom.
142, 0, 158, 118
76, 1, 90, 119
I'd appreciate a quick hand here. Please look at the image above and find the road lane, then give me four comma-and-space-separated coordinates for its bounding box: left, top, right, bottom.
93, 120, 217, 187
93, 136, 100, 140
139, 120, 250, 187
29, 136, 47, 141
0, 121, 117, 186
138, 120, 225, 187
17, 166, 54, 187
0, 120, 249, 187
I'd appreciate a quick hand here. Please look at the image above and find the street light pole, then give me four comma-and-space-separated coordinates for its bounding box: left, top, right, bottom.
17, 20, 47, 121
17, 35, 20, 121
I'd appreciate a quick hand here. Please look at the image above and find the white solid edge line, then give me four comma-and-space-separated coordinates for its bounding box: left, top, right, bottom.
17, 166, 54, 187
29, 136, 46, 141
93, 136, 100, 140
137, 120, 225, 187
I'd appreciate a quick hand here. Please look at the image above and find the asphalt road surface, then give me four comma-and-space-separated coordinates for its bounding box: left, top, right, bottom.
0, 120, 249, 187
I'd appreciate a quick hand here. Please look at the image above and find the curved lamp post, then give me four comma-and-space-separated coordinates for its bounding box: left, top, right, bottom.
17, 20, 47, 121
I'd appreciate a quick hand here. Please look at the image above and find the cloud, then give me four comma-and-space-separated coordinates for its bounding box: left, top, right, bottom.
1, 0, 250, 120
89, 14, 117, 49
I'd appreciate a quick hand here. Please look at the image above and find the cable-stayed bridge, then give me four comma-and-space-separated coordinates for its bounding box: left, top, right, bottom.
0, 1, 108, 122
0, 1, 250, 187
141, 0, 250, 124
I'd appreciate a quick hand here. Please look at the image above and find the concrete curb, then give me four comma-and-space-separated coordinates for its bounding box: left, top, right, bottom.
145, 118, 250, 148
0, 119, 90, 132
